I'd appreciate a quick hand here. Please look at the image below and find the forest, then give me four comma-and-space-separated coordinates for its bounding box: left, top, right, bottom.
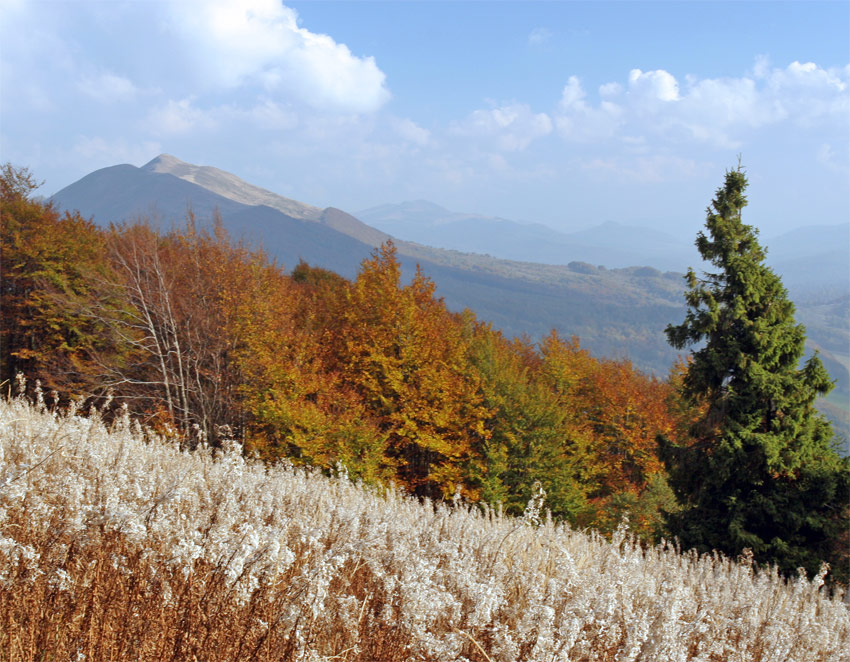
1, 163, 847, 582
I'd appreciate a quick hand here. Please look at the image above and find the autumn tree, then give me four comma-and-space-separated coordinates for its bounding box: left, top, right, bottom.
538, 332, 682, 536
89, 216, 252, 441
661, 165, 849, 579
232, 256, 390, 484
1, 164, 124, 397
334, 243, 490, 498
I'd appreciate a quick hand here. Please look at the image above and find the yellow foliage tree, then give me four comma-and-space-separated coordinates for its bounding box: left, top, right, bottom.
334, 243, 490, 498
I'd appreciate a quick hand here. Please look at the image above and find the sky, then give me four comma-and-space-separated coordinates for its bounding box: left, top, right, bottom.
1, 0, 848, 240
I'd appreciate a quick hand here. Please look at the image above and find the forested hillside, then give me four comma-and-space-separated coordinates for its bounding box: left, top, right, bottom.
4, 165, 686, 539
3, 163, 848, 582
49, 156, 848, 447
48, 155, 690, 376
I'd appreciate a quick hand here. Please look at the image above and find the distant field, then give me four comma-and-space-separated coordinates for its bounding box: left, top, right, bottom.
1, 396, 847, 661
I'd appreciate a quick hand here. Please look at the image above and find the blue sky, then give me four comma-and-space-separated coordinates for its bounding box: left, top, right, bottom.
1, 0, 848, 240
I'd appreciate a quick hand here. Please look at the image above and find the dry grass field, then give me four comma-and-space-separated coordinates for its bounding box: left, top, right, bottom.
1, 393, 847, 661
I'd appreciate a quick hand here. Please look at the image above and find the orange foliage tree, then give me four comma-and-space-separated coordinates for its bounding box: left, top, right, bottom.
230, 256, 390, 484
88, 216, 254, 440
331, 243, 490, 498
540, 332, 681, 536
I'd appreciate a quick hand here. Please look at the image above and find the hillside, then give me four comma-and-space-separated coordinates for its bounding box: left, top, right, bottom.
49, 156, 849, 443
49, 156, 688, 375
2, 396, 847, 661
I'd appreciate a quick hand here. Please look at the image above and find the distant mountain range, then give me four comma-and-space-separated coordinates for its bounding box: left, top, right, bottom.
357, 200, 849, 300
357, 200, 695, 272
50, 155, 849, 447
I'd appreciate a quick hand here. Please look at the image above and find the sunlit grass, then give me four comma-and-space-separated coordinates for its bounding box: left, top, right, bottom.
1, 394, 847, 661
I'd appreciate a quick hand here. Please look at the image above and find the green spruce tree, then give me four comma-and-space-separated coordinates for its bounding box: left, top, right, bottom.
661, 164, 849, 580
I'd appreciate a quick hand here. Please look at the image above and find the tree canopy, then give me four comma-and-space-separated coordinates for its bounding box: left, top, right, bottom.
661, 165, 849, 580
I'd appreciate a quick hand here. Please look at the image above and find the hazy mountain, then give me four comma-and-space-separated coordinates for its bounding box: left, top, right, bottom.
49, 156, 848, 446
357, 201, 695, 271
50, 156, 688, 374
764, 223, 850, 301
358, 201, 849, 294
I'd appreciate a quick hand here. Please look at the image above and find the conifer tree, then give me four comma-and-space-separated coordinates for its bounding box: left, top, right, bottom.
661, 165, 849, 579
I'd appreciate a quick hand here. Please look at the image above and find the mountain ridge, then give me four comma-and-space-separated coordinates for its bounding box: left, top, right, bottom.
49, 156, 689, 376
48, 155, 849, 444
142, 154, 323, 221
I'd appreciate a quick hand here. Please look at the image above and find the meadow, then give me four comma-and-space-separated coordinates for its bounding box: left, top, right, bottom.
1, 393, 848, 661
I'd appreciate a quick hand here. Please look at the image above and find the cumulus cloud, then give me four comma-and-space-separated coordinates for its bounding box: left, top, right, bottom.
764, 61, 849, 125
555, 76, 622, 141
555, 60, 849, 148
599, 82, 623, 98
628, 69, 680, 103
164, 0, 390, 113
455, 102, 552, 151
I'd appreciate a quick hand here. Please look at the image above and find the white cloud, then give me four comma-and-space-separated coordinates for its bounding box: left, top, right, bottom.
555, 60, 849, 148
599, 82, 623, 98
392, 117, 430, 146
146, 98, 218, 135
456, 102, 552, 151
627, 69, 680, 104
78, 72, 139, 103
763, 61, 849, 126
560, 76, 586, 109
555, 77, 622, 141
164, 0, 390, 113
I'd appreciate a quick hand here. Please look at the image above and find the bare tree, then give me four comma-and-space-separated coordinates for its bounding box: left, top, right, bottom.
81, 214, 251, 442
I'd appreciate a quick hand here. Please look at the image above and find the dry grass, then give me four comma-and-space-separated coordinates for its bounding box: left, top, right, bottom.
1, 395, 848, 661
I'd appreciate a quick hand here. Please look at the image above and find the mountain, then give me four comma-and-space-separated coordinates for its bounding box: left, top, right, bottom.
357, 200, 696, 271
49, 156, 849, 447
764, 223, 850, 301
358, 201, 850, 289
143, 154, 323, 220
143, 154, 393, 248
50, 156, 689, 375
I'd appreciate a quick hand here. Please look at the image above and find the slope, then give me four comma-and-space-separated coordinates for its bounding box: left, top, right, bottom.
3, 396, 848, 660
49, 156, 688, 375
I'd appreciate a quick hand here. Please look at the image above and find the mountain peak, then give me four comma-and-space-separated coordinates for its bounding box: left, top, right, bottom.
142, 153, 187, 171
140, 154, 322, 221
